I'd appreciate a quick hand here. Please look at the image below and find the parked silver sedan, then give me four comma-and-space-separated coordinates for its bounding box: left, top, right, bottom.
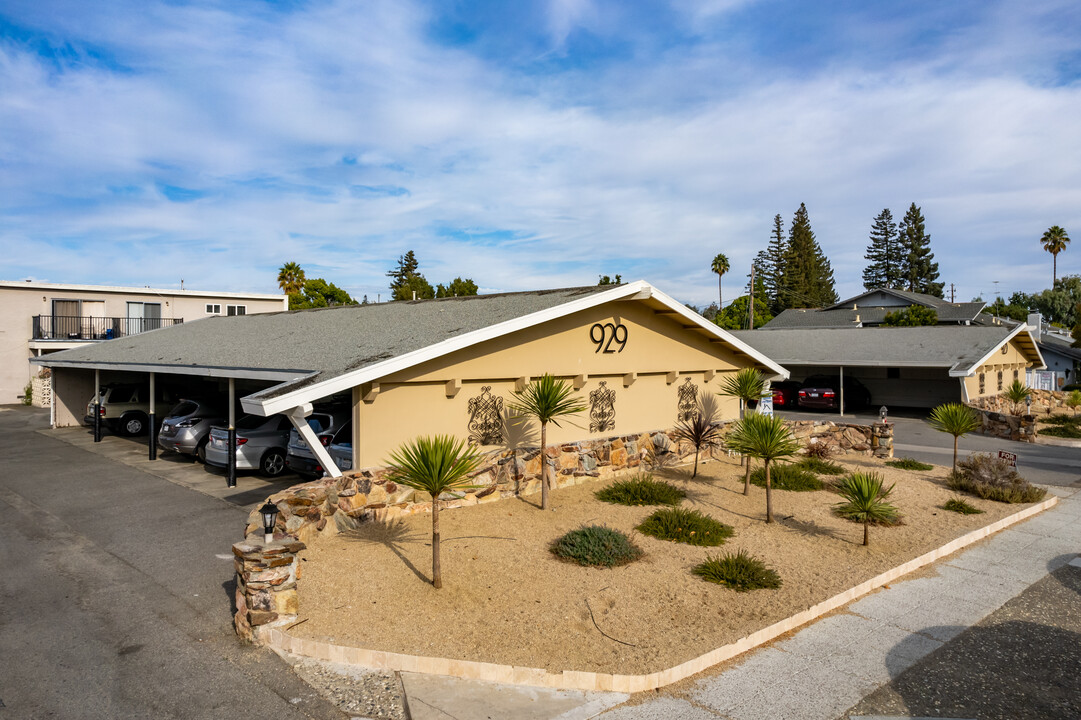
157, 399, 225, 462
205, 414, 293, 478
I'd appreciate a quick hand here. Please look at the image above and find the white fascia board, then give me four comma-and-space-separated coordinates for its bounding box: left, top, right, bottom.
248, 280, 790, 416
775, 360, 956, 369
0, 279, 285, 301
947, 325, 1046, 376
31, 357, 309, 382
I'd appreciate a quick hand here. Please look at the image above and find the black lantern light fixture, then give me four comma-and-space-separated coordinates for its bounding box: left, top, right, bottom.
879, 405, 888, 423
259, 501, 279, 544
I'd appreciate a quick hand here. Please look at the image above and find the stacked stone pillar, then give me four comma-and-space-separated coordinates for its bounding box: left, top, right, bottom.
870, 421, 894, 459
233, 537, 304, 642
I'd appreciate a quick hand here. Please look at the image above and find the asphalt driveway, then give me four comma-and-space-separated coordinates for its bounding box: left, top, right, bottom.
0, 406, 344, 720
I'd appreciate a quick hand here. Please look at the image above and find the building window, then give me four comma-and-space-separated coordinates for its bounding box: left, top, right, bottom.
979, 373, 986, 394
227, 305, 246, 316
887, 368, 900, 380
997, 371, 1003, 391
206, 304, 221, 314
1013, 369, 1019, 383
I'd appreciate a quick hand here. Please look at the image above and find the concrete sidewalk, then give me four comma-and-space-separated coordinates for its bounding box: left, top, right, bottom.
596, 486, 1080, 720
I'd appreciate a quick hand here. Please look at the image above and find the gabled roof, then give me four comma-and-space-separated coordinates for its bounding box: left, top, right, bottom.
763, 287, 984, 330
35, 280, 788, 415
825, 287, 975, 311
731, 324, 1044, 376
1037, 332, 1081, 362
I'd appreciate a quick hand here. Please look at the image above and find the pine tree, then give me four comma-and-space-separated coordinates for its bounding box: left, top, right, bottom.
862, 209, 901, 290
764, 214, 787, 313
898, 204, 943, 297
779, 203, 837, 309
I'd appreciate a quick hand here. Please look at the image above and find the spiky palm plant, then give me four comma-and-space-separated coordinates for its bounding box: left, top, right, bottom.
718, 368, 772, 494
712, 252, 730, 307
384, 435, 484, 589
833, 472, 900, 547
673, 400, 723, 478
509, 374, 586, 511
928, 402, 981, 472
277, 261, 306, 295
1003, 379, 1031, 416
724, 413, 801, 523
1039, 225, 1071, 285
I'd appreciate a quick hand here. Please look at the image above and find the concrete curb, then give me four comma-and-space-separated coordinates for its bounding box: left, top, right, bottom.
1034, 434, 1081, 448
260, 495, 1059, 693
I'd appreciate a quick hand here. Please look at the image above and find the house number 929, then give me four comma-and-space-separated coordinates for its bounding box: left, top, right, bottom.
590, 322, 628, 353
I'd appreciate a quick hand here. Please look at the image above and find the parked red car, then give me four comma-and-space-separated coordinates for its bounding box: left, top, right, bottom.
770, 381, 802, 408
797, 375, 872, 411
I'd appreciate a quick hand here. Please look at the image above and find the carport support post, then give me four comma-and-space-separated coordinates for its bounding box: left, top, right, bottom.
148, 372, 157, 460
93, 369, 101, 443
839, 366, 845, 417
227, 378, 237, 488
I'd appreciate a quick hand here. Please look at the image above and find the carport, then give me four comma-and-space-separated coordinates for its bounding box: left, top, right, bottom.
732, 324, 1044, 414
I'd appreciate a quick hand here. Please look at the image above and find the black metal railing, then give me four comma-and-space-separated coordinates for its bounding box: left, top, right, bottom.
32, 315, 183, 341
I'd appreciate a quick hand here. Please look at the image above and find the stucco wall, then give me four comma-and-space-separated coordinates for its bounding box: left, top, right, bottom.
51, 367, 95, 427
963, 335, 1033, 400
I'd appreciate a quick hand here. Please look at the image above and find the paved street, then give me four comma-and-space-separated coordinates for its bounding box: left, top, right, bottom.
0, 406, 344, 720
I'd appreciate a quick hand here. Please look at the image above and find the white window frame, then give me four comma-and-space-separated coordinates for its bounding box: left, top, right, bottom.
227, 305, 246, 316
206, 304, 221, 314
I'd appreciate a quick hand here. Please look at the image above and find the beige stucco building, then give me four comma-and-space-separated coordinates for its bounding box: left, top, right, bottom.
1, 280, 288, 405
36, 281, 787, 476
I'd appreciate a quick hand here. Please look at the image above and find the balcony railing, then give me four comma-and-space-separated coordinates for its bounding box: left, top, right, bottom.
32, 315, 184, 341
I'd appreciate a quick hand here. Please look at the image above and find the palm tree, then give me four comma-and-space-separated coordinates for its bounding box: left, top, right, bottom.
277, 262, 306, 295
673, 398, 723, 478
928, 403, 981, 472
833, 472, 900, 547
509, 374, 586, 511
1003, 379, 1031, 416
712, 253, 730, 308
384, 435, 484, 589
718, 368, 771, 494
724, 413, 801, 523
1040, 226, 1071, 285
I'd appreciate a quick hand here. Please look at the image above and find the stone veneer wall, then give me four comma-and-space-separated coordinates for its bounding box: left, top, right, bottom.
965, 388, 1074, 444
233, 419, 893, 640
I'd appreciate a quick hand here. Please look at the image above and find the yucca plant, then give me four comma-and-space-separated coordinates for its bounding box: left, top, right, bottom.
384, 435, 484, 589
673, 398, 723, 478
718, 368, 773, 493
724, 413, 801, 523
509, 374, 586, 511
1003, 379, 1031, 416
928, 402, 981, 472
833, 472, 900, 547
693, 550, 781, 591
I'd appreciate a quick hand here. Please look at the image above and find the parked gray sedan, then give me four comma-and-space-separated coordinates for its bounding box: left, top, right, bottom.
157, 399, 225, 462
205, 414, 293, 478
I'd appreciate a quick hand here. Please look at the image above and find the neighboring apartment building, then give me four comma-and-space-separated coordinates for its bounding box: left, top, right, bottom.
1, 280, 288, 404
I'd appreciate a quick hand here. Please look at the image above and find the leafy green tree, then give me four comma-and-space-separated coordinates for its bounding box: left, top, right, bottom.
881, 306, 938, 326
714, 295, 773, 330
764, 214, 787, 313
597, 274, 623, 285
1029, 276, 1081, 326
724, 413, 802, 523
833, 473, 900, 547
385, 436, 484, 589
898, 203, 943, 297
711, 253, 730, 308
982, 297, 1029, 322
277, 261, 306, 295
436, 277, 479, 298
928, 403, 981, 472
862, 209, 902, 290
778, 203, 837, 309
1040, 225, 1071, 285
509, 375, 586, 511
387, 251, 420, 287
393, 274, 435, 301
289, 278, 356, 309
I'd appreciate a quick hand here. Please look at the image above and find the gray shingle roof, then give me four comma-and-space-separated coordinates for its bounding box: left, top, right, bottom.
1037, 332, 1081, 361
731, 326, 1030, 374
762, 302, 983, 329
39, 286, 611, 395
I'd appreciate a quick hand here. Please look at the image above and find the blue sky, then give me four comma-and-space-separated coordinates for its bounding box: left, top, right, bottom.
1, 0, 1080, 307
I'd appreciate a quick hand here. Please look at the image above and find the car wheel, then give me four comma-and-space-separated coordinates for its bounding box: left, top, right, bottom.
122, 413, 147, 436
260, 449, 287, 478
195, 439, 208, 464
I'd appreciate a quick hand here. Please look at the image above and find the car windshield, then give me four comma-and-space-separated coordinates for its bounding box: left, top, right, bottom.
236, 414, 271, 430
168, 401, 198, 417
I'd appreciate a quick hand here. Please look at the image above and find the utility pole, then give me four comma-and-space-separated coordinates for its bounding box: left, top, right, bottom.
949, 283, 955, 303
747, 263, 756, 330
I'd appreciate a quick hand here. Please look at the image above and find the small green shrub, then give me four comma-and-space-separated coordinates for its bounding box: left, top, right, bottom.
797, 456, 845, 475
693, 550, 782, 591
750, 463, 824, 491
550, 525, 643, 567
594, 473, 686, 506
637, 507, 734, 546
946, 453, 1047, 504
886, 457, 934, 471
22, 382, 33, 406
1039, 415, 1081, 438
1040, 414, 1080, 427
943, 497, 984, 515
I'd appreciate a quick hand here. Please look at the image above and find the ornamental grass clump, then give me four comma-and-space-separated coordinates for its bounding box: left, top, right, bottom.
833, 472, 901, 547
636, 507, 734, 547
692, 550, 782, 591
594, 474, 686, 506
550, 525, 643, 567
886, 457, 934, 471
797, 456, 845, 475
943, 497, 984, 515
750, 463, 823, 491
946, 453, 1047, 504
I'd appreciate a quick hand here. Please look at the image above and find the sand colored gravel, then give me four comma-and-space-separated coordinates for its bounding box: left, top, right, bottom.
293, 454, 1030, 675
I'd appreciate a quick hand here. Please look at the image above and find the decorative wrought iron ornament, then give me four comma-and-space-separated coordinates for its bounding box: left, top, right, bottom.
467, 386, 505, 445
589, 381, 616, 433
677, 377, 698, 422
